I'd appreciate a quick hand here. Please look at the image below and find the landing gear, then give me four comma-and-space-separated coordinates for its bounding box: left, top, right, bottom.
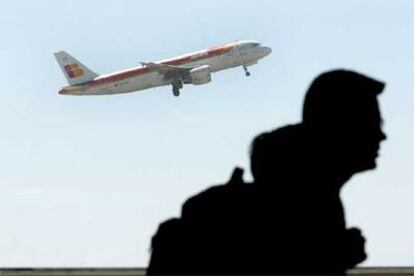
173, 86, 180, 97
172, 80, 183, 97
243, 65, 251, 77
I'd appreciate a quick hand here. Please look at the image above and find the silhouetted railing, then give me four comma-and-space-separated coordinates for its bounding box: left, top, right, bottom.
0, 267, 413, 275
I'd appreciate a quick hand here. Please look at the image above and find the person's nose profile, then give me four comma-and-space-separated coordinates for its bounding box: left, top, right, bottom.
379, 129, 387, 141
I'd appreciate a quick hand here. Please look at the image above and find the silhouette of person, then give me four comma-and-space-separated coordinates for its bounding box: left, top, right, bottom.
247, 70, 386, 274
147, 69, 386, 275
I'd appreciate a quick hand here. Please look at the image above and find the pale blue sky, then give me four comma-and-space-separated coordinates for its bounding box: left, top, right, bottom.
0, 0, 413, 267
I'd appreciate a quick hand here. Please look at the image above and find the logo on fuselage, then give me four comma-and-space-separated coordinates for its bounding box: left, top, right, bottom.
64, 63, 84, 78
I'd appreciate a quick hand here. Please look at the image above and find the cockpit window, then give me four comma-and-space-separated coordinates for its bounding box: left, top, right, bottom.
252, 42, 260, 47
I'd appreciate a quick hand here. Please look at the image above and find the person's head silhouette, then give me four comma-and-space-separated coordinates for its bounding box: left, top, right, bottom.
251, 69, 386, 186
302, 69, 386, 174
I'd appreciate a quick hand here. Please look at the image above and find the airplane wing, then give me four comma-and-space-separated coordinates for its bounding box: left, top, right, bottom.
141, 62, 193, 80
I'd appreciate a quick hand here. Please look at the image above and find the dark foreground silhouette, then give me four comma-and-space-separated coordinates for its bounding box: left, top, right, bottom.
147, 70, 386, 275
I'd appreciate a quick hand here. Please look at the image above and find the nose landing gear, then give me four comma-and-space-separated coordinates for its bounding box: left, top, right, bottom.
243, 65, 251, 77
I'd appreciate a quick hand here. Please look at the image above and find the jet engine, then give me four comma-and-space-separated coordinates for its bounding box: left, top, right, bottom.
186, 65, 212, 85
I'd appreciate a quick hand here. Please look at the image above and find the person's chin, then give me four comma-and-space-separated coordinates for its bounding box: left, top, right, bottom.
357, 160, 377, 172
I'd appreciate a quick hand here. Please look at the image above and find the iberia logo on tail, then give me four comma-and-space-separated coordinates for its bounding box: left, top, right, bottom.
64, 63, 84, 78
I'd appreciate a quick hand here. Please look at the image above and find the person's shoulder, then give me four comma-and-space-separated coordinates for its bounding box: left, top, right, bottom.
181, 184, 238, 219
181, 168, 250, 220
268, 123, 307, 137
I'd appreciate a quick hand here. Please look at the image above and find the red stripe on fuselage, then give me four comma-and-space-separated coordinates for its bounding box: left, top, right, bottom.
87, 44, 234, 87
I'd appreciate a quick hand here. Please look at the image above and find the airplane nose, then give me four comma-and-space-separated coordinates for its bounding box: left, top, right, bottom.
262, 46, 272, 56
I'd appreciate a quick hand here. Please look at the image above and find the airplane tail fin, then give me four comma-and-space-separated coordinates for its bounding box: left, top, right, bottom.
54, 51, 99, 86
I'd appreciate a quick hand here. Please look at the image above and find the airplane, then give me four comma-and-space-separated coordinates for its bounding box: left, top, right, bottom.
54, 40, 271, 97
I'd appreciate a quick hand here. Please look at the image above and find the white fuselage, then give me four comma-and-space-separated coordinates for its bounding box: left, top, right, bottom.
59, 40, 271, 95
